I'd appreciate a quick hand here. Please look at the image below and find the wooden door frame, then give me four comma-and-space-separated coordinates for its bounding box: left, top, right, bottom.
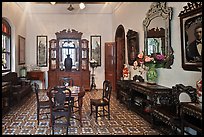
114, 24, 125, 92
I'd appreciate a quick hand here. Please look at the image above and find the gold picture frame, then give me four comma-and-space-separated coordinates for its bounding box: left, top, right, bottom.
179, 2, 202, 71
18, 35, 25, 65
90, 35, 101, 66
37, 35, 48, 67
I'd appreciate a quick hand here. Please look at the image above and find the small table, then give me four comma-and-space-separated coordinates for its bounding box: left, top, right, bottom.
181, 102, 202, 135
47, 86, 85, 127
27, 71, 45, 89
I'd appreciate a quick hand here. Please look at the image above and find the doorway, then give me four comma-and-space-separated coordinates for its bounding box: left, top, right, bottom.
105, 25, 125, 94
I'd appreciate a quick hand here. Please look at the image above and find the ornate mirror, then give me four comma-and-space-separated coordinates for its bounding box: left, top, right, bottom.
143, 2, 174, 68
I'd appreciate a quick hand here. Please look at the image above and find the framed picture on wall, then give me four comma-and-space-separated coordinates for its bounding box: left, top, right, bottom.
90, 35, 101, 66
127, 29, 139, 66
37, 35, 48, 67
179, 2, 202, 71
18, 35, 26, 65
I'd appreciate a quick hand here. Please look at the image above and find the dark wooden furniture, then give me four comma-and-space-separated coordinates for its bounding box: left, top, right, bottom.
59, 77, 74, 86
48, 86, 72, 135
2, 72, 32, 105
59, 77, 78, 119
116, 80, 133, 109
27, 71, 45, 89
48, 29, 90, 91
2, 82, 12, 116
47, 85, 85, 127
105, 42, 116, 93
181, 103, 202, 135
90, 80, 112, 121
117, 80, 172, 123
151, 84, 197, 135
33, 83, 50, 125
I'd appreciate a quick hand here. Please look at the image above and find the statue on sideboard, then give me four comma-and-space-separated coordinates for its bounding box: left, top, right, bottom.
64, 54, 72, 71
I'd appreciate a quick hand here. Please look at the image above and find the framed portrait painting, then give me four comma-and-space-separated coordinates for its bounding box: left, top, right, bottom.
179, 2, 202, 71
127, 29, 139, 66
90, 35, 101, 66
18, 35, 25, 65
37, 35, 48, 67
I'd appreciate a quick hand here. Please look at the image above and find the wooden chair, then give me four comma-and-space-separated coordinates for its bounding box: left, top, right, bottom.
59, 77, 78, 119
49, 86, 72, 135
90, 80, 112, 122
151, 84, 197, 135
33, 82, 50, 125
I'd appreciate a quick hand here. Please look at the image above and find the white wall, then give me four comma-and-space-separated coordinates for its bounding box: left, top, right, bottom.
2, 2, 26, 74
26, 13, 112, 89
3, 2, 202, 90
112, 2, 202, 88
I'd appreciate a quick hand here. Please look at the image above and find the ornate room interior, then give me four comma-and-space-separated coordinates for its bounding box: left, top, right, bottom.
2, 2, 202, 135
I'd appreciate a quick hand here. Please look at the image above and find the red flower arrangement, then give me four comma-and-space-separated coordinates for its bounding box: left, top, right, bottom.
134, 52, 166, 69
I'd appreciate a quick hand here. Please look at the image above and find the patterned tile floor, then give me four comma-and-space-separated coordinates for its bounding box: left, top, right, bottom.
2, 89, 161, 135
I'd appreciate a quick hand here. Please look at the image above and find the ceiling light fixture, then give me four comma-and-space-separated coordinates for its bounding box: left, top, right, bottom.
67, 4, 74, 11
50, 2, 56, 5
79, 2, 85, 9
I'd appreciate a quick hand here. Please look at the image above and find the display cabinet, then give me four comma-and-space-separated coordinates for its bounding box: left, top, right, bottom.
48, 29, 90, 90
49, 39, 57, 70
81, 39, 89, 71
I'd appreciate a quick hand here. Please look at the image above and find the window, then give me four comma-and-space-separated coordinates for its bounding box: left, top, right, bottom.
59, 39, 80, 69
2, 18, 11, 72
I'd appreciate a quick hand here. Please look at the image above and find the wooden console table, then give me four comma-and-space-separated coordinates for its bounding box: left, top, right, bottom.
181, 103, 202, 135
117, 80, 172, 123
27, 71, 45, 89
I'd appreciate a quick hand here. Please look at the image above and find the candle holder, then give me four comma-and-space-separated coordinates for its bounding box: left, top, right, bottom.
90, 60, 98, 91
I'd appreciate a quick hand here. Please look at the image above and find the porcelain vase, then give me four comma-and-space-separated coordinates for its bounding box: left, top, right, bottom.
146, 64, 158, 84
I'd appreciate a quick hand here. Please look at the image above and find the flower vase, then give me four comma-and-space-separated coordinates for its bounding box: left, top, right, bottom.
146, 64, 158, 84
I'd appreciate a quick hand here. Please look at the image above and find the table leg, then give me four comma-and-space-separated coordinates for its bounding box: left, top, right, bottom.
78, 97, 83, 127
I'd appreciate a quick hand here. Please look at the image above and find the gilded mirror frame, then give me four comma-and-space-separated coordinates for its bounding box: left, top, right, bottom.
143, 2, 174, 69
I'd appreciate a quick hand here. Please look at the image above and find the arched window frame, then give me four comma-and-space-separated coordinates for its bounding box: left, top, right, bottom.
2, 18, 11, 73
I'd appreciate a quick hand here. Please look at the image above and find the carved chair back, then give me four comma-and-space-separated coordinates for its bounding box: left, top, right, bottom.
171, 84, 197, 117
102, 80, 112, 102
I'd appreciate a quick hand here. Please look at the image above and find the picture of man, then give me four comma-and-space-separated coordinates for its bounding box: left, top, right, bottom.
186, 23, 202, 62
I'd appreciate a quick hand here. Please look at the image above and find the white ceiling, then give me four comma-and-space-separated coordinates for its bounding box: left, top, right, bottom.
15, 2, 123, 14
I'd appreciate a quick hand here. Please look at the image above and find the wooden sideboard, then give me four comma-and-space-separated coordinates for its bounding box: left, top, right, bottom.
181, 103, 202, 135
27, 71, 45, 89
48, 70, 90, 91
117, 80, 172, 123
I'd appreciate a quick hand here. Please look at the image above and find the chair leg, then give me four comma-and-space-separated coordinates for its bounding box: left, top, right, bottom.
90, 103, 92, 116
52, 115, 55, 135
108, 104, 110, 120
37, 108, 40, 125
103, 106, 105, 116
95, 106, 98, 122
66, 119, 69, 135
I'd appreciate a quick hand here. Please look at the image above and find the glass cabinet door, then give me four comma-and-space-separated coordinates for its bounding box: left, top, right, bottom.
58, 39, 80, 71
81, 39, 89, 71
49, 39, 57, 70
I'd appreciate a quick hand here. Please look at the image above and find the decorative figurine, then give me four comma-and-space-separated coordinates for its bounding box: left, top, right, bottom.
64, 54, 72, 71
